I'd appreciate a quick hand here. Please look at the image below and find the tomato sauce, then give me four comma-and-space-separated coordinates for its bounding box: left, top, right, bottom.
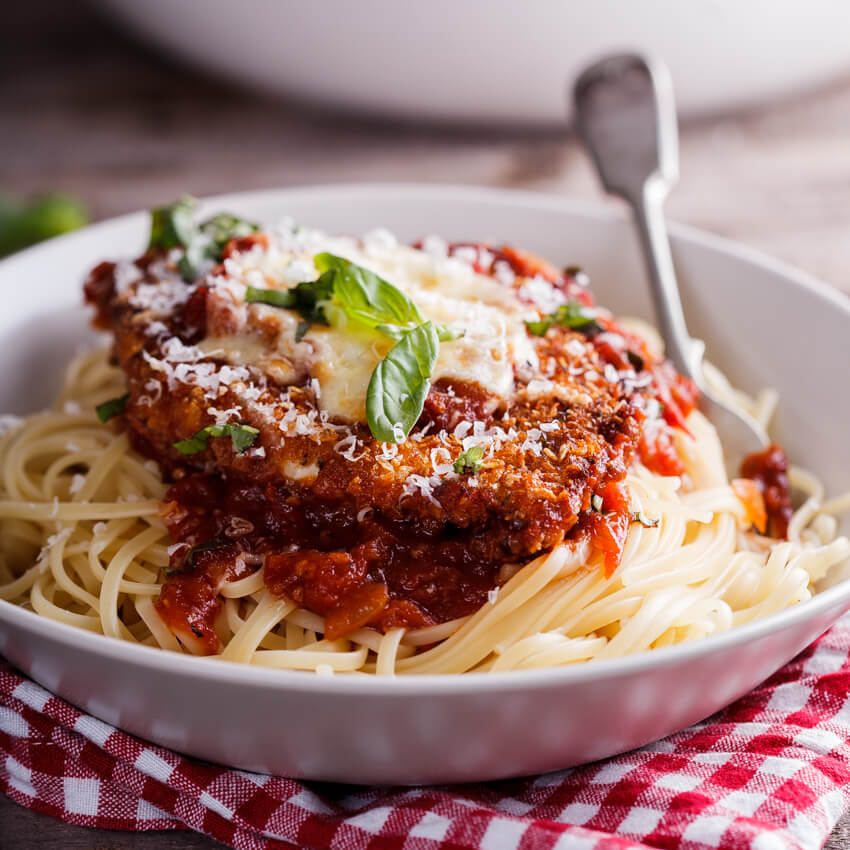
157, 473, 507, 647
585, 481, 632, 577
740, 443, 793, 538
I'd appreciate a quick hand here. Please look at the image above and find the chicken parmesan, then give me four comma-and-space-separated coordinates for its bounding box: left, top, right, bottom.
1, 198, 847, 673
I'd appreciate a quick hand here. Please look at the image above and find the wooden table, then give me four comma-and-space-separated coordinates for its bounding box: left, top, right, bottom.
2, 2, 850, 847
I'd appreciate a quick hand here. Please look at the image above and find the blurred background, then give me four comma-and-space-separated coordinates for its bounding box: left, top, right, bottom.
3, 0, 850, 291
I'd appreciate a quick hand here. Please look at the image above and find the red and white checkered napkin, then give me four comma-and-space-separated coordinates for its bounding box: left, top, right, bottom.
3, 618, 850, 850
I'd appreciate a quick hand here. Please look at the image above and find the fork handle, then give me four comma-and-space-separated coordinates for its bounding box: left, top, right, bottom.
630, 176, 706, 386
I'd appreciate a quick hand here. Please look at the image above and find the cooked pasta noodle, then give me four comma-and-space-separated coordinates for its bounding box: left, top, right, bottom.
2, 347, 847, 674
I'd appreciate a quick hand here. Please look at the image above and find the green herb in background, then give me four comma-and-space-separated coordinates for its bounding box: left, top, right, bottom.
0, 194, 89, 258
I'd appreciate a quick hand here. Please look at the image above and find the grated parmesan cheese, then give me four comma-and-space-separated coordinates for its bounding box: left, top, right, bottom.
493, 261, 515, 286
518, 275, 567, 314
402, 474, 441, 507
334, 434, 364, 462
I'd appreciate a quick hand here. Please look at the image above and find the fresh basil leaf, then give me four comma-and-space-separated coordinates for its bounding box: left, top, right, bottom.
525, 300, 601, 337
375, 321, 462, 343
246, 256, 460, 346
436, 324, 465, 342
95, 393, 129, 423
366, 321, 439, 443
172, 432, 209, 455
290, 272, 335, 324
245, 271, 334, 335
150, 200, 259, 281
633, 511, 659, 528
178, 213, 256, 279
148, 196, 197, 252
453, 444, 485, 475
373, 323, 409, 342
177, 238, 206, 281
173, 423, 260, 455
315, 253, 423, 332
244, 286, 298, 309
201, 213, 258, 255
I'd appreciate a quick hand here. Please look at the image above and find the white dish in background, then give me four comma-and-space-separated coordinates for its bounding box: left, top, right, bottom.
1, 184, 849, 784
95, 0, 850, 126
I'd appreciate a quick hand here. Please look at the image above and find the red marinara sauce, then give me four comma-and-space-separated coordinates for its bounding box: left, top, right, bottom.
740, 443, 794, 539
155, 474, 505, 649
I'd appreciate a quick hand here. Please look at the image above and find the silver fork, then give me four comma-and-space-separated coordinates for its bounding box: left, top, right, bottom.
572, 53, 767, 470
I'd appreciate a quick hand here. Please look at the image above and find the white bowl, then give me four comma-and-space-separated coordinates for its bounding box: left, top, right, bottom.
95, 0, 850, 125
1, 185, 849, 784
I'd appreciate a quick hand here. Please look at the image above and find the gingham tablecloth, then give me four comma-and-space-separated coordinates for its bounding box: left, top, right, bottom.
3, 616, 850, 850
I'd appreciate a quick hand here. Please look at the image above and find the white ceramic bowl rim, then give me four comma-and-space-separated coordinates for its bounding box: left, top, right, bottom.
2, 183, 849, 698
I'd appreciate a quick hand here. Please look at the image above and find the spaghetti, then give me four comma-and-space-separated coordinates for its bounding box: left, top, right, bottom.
1, 208, 848, 674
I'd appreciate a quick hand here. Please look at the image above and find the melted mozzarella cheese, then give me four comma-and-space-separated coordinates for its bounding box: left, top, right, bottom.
203, 228, 540, 423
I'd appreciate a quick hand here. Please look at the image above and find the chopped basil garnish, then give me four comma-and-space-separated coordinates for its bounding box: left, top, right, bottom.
245, 270, 334, 330
633, 511, 659, 528
290, 272, 335, 325
525, 300, 601, 337
626, 350, 645, 372
244, 286, 297, 309
173, 422, 259, 456
366, 322, 439, 443
148, 197, 258, 280
591, 493, 604, 512
149, 196, 197, 253
95, 393, 129, 423
202, 213, 258, 255
453, 445, 485, 475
